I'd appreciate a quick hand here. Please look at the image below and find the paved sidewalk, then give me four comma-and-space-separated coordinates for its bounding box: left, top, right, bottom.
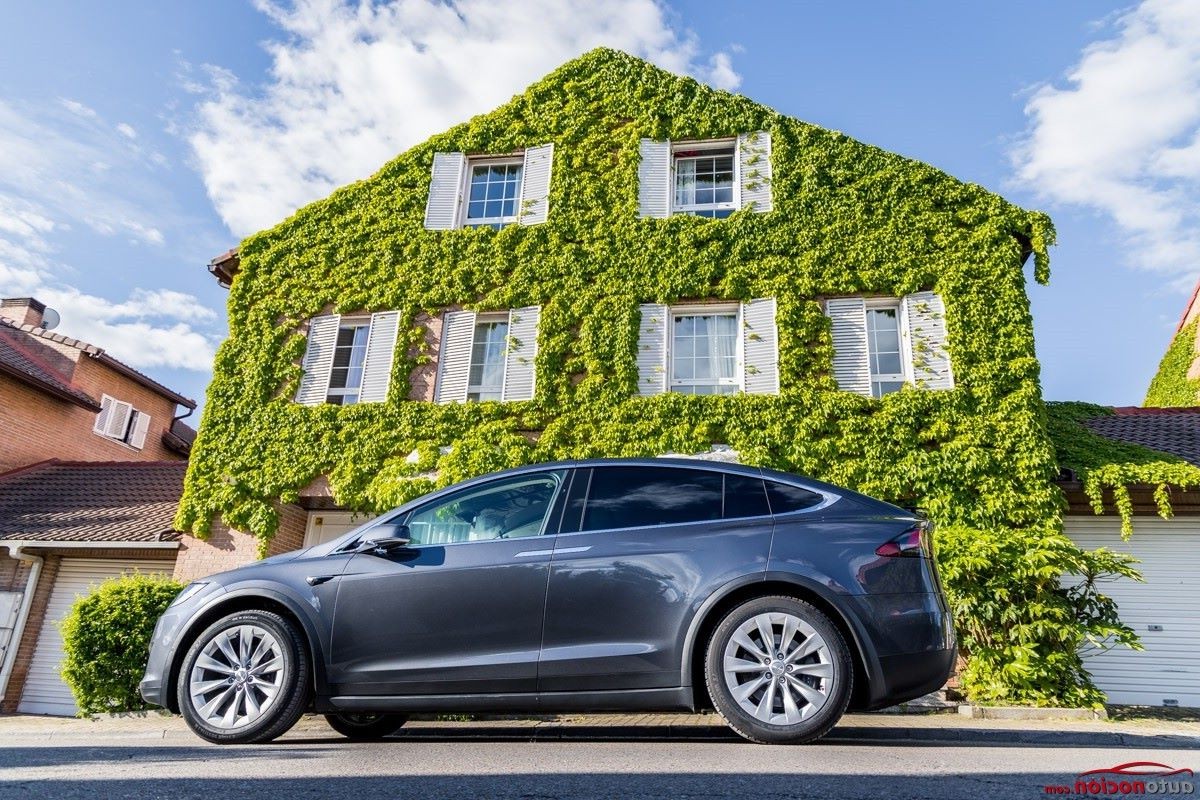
1, 710, 1196, 749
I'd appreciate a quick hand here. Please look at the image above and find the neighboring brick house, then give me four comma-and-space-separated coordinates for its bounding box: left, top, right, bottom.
0, 297, 197, 715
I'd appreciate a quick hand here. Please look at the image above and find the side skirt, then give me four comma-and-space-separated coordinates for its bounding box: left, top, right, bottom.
328, 687, 693, 714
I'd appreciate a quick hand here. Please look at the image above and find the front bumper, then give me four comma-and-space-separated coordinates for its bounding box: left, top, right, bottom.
139, 585, 225, 709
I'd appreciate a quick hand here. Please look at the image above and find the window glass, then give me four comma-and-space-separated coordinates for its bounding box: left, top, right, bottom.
581, 467, 722, 531
465, 162, 522, 229
557, 468, 591, 534
674, 148, 735, 218
866, 306, 905, 398
764, 480, 824, 514
405, 472, 563, 545
723, 473, 770, 518
327, 322, 370, 405
671, 312, 738, 395
467, 319, 509, 401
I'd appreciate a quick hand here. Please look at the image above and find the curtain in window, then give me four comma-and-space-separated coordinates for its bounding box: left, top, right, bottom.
700, 314, 737, 383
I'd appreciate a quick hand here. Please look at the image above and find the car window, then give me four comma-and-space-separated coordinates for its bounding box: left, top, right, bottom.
580, 466, 722, 531
723, 474, 770, 518
405, 471, 564, 545
764, 480, 824, 514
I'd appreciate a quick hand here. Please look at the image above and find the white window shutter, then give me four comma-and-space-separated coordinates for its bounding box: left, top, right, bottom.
825, 297, 871, 396
902, 292, 954, 390
737, 131, 773, 213
637, 303, 669, 396
424, 152, 466, 230
519, 144, 553, 226
638, 139, 671, 219
359, 311, 401, 404
104, 399, 133, 439
295, 314, 340, 406
502, 306, 540, 401
434, 311, 477, 404
93, 395, 114, 434
742, 298, 779, 394
129, 411, 150, 449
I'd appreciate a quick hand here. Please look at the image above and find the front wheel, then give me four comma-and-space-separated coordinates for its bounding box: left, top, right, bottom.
177, 609, 311, 744
324, 712, 408, 740
705, 595, 852, 744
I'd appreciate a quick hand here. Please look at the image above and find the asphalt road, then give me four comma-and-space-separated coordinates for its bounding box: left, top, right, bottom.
1, 725, 1196, 800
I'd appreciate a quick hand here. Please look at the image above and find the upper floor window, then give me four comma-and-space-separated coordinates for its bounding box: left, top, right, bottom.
638, 132, 773, 219
435, 307, 541, 404
93, 394, 150, 450
673, 142, 736, 219
463, 160, 523, 229
326, 319, 371, 405
825, 292, 954, 397
636, 298, 778, 397
295, 311, 400, 407
866, 303, 905, 398
424, 144, 554, 230
468, 315, 510, 401
670, 309, 739, 395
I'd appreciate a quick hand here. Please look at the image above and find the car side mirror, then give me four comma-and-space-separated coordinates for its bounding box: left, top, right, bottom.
356, 524, 412, 556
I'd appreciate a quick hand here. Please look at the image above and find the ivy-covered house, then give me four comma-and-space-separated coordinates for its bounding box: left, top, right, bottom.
178, 49, 1135, 706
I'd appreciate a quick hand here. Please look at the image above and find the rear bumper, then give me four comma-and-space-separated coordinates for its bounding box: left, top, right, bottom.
873, 646, 957, 708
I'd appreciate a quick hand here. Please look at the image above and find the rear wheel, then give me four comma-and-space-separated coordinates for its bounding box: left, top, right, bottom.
324, 712, 408, 740
177, 609, 310, 744
705, 595, 852, 744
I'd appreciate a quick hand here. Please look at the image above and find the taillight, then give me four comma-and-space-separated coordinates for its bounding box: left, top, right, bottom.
876, 525, 930, 558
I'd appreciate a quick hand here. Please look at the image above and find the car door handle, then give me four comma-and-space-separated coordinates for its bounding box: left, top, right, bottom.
306, 575, 338, 586
514, 545, 591, 559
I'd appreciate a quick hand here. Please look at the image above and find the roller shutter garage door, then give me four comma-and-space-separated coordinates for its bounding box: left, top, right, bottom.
18, 558, 173, 716
1065, 515, 1199, 707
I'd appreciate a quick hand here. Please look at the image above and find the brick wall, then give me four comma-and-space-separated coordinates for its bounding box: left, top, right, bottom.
173, 504, 309, 583
408, 311, 445, 402
0, 358, 186, 472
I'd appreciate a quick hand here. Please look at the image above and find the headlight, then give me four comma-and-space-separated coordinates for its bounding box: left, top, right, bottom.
171, 582, 209, 607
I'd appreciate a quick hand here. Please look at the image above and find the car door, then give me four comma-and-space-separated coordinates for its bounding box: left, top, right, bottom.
538, 465, 773, 692
328, 469, 567, 696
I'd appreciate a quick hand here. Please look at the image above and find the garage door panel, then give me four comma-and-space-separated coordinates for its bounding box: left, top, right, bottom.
18, 558, 173, 716
1066, 515, 1198, 708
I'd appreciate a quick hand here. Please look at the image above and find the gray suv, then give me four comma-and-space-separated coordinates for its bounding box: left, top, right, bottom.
141, 459, 955, 744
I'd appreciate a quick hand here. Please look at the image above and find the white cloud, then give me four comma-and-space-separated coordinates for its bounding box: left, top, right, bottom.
186, 0, 742, 236
0, 99, 218, 371
116, 122, 137, 139
1012, 0, 1200, 277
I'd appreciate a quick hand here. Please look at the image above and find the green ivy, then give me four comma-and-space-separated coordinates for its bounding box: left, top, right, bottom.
1144, 318, 1200, 407
178, 48, 1129, 706
59, 573, 184, 715
1045, 401, 1200, 536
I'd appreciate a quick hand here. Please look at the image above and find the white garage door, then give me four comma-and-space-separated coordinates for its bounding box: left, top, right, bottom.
1066, 515, 1199, 707
18, 558, 174, 716
304, 511, 376, 548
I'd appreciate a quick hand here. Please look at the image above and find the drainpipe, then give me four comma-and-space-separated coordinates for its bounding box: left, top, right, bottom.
0, 545, 44, 704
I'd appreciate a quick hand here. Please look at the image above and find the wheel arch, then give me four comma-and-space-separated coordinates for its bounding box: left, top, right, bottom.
163, 588, 327, 713
682, 574, 881, 712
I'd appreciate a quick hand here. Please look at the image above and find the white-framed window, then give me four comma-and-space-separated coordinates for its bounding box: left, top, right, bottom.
326, 318, 371, 405
467, 313, 510, 401
93, 394, 151, 449
636, 299, 778, 397
669, 306, 740, 394
825, 292, 954, 397
672, 141, 737, 219
462, 158, 523, 229
865, 301, 907, 398
295, 311, 401, 407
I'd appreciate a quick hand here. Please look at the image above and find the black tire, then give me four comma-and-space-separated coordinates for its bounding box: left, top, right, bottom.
177, 609, 311, 744
324, 712, 408, 740
705, 595, 853, 744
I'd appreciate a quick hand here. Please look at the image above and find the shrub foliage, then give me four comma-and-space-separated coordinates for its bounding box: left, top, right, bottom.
60, 573, 183, 715
179, 48, 1137, 706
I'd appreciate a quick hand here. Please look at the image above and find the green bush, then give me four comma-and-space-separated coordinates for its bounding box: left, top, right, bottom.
59, 573, 183, 716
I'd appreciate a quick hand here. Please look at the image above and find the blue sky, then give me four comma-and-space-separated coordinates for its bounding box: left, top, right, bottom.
1, 0, 1196, 416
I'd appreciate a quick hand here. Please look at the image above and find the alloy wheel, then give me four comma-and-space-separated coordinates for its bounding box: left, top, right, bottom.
721, 611, 833, 725
188, 624, 286, 731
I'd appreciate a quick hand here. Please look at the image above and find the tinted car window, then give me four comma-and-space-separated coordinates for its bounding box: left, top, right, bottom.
764, 480, 824, 514
581, 467, 722, 531
556, 468, 591, 534
723, 474, 770, 518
